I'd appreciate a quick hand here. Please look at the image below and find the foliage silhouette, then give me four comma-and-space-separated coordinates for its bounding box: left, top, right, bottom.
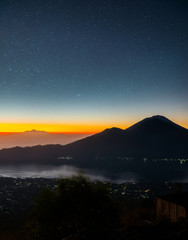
26, 174, 120, 240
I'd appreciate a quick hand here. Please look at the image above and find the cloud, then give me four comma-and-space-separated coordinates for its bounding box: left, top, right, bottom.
0, 165, 138, 182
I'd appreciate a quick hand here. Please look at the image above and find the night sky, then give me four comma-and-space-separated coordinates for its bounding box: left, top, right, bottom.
0, 0, 188, 132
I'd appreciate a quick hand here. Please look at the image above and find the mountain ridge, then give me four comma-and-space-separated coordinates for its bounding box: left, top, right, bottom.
0, 115, 187, 167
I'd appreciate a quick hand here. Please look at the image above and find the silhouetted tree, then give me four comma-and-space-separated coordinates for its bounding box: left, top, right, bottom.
26, 174, 120, 240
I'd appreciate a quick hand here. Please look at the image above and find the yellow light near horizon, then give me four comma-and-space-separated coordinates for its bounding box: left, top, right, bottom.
0, 118, 187, 133
0, 123, 110, 133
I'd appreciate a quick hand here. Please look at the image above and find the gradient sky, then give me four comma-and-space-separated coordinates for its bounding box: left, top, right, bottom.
0, 0, 188, 132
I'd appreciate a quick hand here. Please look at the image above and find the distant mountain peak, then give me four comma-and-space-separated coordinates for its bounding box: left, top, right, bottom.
105, 127, 123, 131
143, 115, 174, 124
102, 127, 123, 134
125, 115, 187, 135
144, 115, 186, 129
24, 129, 47, 134
151, 115, 168, 119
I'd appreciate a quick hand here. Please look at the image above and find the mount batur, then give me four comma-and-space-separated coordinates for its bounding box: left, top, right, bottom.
0, 116, 188, 180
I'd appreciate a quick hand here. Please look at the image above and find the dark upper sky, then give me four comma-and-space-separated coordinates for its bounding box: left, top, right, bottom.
0, 0, 188, 131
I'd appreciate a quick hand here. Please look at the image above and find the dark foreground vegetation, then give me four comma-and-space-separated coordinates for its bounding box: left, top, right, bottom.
0, 175, 188, 240
26, 174, 120, 240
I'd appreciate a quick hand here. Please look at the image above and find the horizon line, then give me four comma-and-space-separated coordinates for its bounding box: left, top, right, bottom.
0, 131, 97, 135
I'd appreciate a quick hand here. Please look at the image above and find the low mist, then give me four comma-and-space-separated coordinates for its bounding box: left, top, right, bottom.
0, 164, 139, 182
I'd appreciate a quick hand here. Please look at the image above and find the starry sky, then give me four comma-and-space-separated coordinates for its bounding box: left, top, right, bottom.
0, 0, 188, 132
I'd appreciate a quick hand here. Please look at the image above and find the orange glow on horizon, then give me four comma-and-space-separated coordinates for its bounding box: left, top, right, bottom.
0, 123, 117, 134
0, 132, 21, 135
0, 131, 96, 135
0, 119, 187, 134
50, 132, 96, 134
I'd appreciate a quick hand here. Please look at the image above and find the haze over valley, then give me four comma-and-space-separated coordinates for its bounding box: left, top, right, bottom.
0, 130, 91, 149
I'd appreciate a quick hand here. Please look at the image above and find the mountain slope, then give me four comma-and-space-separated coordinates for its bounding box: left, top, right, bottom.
60, 115, 188, 158
0, 116, 187, 166
122, 115, 188, 156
